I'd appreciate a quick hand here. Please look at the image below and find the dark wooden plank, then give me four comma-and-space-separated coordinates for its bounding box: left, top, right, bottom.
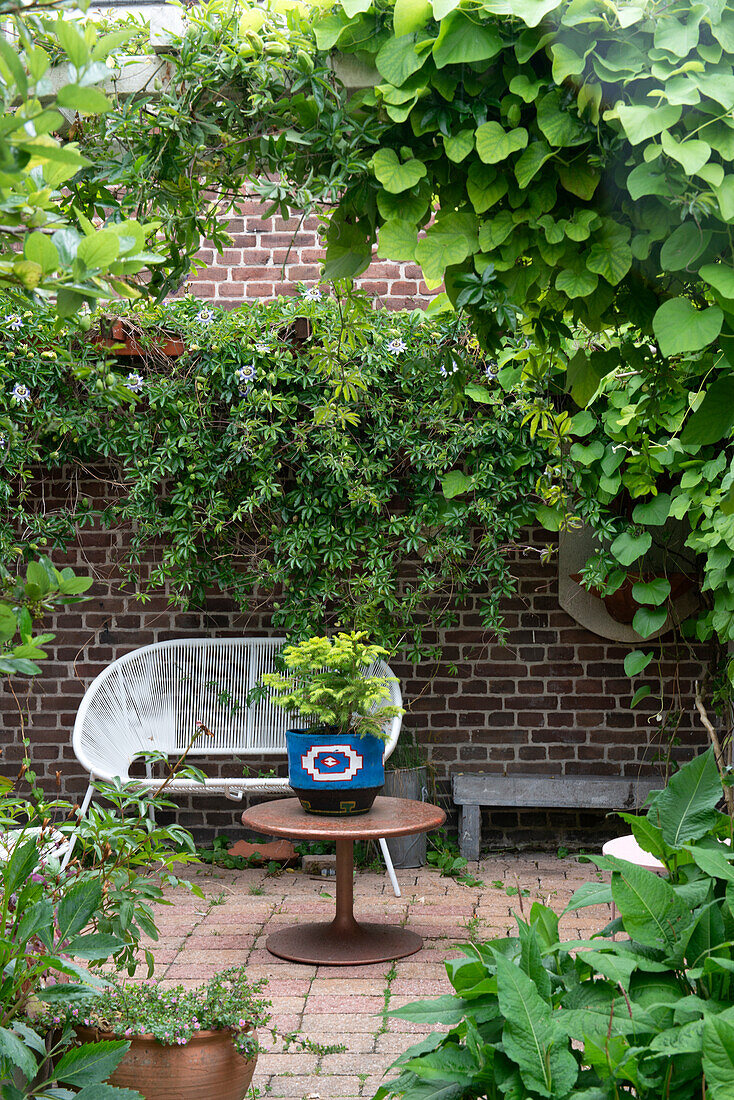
452, 773, 659, 810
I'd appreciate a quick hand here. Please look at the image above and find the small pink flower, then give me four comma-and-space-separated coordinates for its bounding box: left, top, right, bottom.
125, 1028, 132, 1037
72, 1009, 78, 1017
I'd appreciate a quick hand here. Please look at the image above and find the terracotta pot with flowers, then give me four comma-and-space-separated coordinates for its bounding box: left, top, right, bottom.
49, 966, 270, 1100
262, 631, 404, 816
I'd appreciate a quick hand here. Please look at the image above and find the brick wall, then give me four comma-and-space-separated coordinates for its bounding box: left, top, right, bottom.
1, 499, 711, 850
185, 201, 436, 309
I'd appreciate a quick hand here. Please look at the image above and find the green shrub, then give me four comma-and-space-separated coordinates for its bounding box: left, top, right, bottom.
378, 749, 734, 1100
262, 630, 403, 738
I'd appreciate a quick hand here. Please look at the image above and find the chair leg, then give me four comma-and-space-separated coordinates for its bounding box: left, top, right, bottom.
379, 837, 401, 898
145, 762, 156, 823
59, 782, 94, 872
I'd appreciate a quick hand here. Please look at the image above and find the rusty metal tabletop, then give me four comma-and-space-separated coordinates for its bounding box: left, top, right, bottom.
241, 795, 446, 841
240, 796, 446, 966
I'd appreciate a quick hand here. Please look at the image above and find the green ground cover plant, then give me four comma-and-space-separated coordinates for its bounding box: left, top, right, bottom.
378, 748, 734, 1100
0, 289, 551, 657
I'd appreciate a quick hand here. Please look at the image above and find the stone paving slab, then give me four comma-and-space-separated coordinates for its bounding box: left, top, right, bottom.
147, 853, 610, 1099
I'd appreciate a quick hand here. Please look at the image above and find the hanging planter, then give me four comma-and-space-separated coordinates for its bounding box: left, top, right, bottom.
94, 317, 186, 359
570, 572, 694, 625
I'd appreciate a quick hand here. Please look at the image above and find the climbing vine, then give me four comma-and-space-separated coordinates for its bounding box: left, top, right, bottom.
0, 289, 551, 659
305, 0, 734, 699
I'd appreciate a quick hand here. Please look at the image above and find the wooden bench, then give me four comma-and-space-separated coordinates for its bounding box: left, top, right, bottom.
453, 773, 660, 860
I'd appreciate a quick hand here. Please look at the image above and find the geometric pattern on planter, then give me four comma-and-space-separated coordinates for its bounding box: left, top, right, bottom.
301, 744, 364, 782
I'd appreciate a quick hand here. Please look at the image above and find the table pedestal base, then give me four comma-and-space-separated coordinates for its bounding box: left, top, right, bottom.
266, 920, 422, 965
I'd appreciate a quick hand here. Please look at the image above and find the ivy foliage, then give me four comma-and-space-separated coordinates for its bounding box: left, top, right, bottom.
0, 290, 551, 657
317, 0, 734, 349
306, 0, 734, 693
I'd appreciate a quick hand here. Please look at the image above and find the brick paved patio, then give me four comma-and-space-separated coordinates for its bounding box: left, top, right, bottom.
151, 852, 612, 1099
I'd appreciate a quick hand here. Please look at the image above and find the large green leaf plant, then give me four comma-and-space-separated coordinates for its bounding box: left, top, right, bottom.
377, 749, 734, 1100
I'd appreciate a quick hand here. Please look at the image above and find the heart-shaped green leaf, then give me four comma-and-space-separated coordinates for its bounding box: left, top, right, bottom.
433, 12, 503, 68
633, 604, 668, 637
631, 684, 652, 707
624, 649, 654, 676
632, 494, 671, 525
616, 103, 682, 144
556, 265, 598, 298
375, 32, 428, 85
632, 578, 671, 606
475, 121, 528, 164
660, 222, 710, 272
443, 129, 475, 162
377, 219, 417, 261
700, 262, 734, 302
611, 530, 652, 566
464, 383, 492, 404
372, 148, 427, 194
441, 470, 473, 498
653, 297, 723, 357
661, 130, 711, 176
467, 163, 508, 213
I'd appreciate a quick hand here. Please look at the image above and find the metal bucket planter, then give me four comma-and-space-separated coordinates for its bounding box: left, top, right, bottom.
384, 766, 429, 867
75, 1027, 257, 1100
286, 727, 384, 815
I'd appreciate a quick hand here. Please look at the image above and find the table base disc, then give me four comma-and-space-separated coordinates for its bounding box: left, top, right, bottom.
266, 921, 423, 965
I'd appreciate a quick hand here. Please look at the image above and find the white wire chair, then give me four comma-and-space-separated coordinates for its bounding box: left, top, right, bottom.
66, 638, 403, 895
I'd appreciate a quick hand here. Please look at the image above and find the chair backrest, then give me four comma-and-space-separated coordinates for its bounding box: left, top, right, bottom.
72, 638, 402, 779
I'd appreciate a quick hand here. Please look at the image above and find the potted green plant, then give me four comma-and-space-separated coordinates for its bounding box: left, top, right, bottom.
262, 631, 404, 816
47, 967, 270, 1100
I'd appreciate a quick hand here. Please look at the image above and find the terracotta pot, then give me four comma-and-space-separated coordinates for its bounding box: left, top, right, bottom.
95, 319, 185, 359
75, 1026, 256, 1100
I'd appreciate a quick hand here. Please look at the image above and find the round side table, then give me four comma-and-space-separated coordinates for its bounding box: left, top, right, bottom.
241, 796, 446, 965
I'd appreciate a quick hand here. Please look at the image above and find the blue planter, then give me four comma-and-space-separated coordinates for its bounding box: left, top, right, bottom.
286, 727, 385, 815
